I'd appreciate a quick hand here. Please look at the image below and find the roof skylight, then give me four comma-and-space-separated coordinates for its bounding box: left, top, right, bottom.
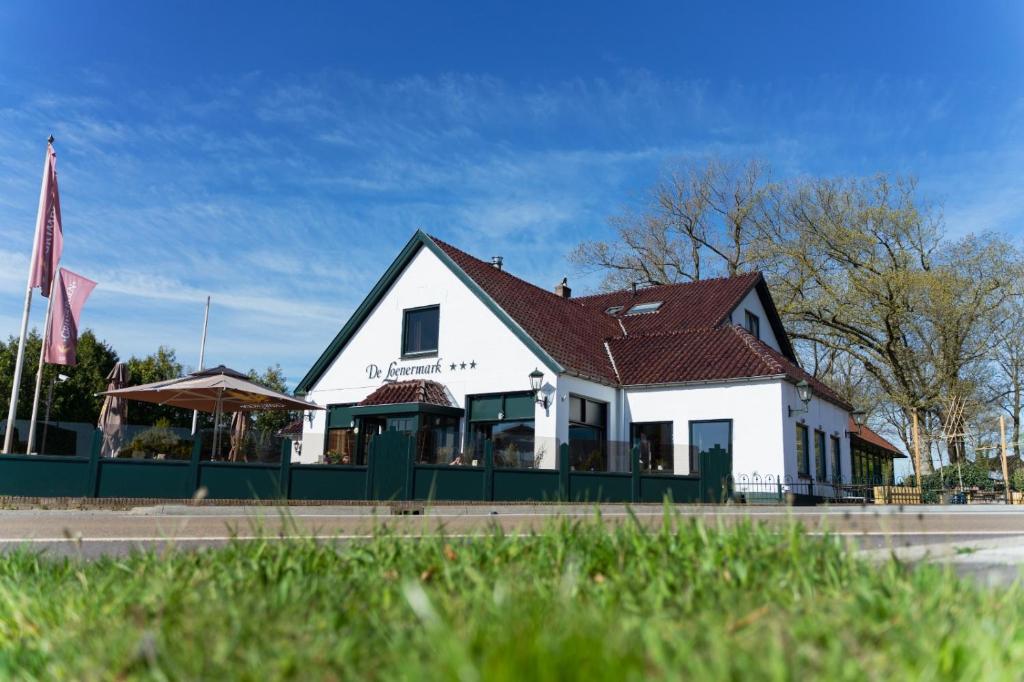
605, 305, 624, 315
625, 301, 663, 315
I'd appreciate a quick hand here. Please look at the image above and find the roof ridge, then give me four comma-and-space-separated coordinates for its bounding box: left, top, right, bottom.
572, 271, 762, 301
427, 234, 589, 309
729, 324, 785, 374
606, 325, 727, 342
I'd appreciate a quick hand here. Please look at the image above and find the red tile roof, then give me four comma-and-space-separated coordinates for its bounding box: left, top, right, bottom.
358, 380, 453, 407
431, 236, 621, 383
607, 325, 850, 407
575, 273, 763, 336
851, 420, 905, 456
427, 235, 850, 409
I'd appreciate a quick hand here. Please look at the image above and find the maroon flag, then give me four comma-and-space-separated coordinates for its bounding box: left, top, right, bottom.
44, 269, 97, 366
29, 142, 63, 297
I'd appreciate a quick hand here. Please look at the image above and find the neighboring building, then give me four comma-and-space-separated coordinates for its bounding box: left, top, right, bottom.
849, 418, 905, 484
295, 231, 855, 485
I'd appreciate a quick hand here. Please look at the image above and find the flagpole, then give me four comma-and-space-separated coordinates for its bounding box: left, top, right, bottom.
26, 269, 59, 454
3, 136, 53, 454
191, 295, 211, 436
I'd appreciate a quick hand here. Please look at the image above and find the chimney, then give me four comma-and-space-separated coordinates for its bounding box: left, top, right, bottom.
554, 277, 571, 299
491, 256, 503, 270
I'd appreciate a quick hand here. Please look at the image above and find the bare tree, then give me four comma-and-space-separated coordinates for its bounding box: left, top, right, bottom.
571, 157, 770, 289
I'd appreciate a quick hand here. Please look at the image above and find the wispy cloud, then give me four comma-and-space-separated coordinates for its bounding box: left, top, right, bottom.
0, 67, 1022, 384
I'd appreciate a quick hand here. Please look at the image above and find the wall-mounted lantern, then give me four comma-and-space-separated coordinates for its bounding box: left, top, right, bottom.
788, 379, 812, 417
846, 409, 867, 437
529, 368, 549, 409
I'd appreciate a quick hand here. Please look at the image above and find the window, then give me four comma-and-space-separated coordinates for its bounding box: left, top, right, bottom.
744, 310, 760, 339
631, 422, 673, 472
605, 305, 623, 315
830, 436, 841, 482
796, 424, 810, 477
402, 305, 439, 356
467, 392, 536, 468
689, 420, 731, 474
814, 430, 826, 481
416, 414, 461, 464
568, 396, 609, 470
625, 301, 663, 315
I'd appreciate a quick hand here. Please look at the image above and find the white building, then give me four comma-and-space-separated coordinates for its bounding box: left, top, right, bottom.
295, 231, 863, 486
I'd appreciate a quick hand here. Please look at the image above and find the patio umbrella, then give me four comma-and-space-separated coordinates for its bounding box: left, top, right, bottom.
228, 410, 249, 462
98, 365, 322, 460
97, 362, 131, 458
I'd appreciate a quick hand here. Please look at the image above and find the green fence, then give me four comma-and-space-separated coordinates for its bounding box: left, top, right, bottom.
0, 430, 719, 504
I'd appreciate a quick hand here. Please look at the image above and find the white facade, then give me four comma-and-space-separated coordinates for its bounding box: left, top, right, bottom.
298, 239, 854, 483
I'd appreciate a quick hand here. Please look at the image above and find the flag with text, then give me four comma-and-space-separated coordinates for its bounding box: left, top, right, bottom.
29, 142, 64, 297
44, 269, 97, 366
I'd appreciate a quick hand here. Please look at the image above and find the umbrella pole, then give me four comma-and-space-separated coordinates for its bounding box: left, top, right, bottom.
213, 389, 224, 460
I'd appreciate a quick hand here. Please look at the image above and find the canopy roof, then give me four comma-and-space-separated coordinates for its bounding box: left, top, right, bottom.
99, 365, 322, 414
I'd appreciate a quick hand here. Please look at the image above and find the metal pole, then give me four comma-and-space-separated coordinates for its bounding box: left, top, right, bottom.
190, 295, 211, 436
1000, 415, 1011, 504
26, 269, 58, 453
3, 138, 52, 454
41, 377, 54, 455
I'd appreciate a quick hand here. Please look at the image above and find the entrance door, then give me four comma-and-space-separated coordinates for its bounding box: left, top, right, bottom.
367, 430, 414, 501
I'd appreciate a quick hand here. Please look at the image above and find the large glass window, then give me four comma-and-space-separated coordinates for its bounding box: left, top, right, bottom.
830, 436, 841, 482
689, 420, 731, 474
402, 306, 439, 356
796, 423, 810, 477
467, 392, 536, 468
814, 430, 826, 481
417, 414, 461, 464
631, 422, 673, 472
568, 396, 608, 470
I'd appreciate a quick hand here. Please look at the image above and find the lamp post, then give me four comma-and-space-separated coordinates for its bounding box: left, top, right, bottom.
788, 379, 812, 417
39, 373, 69, 455
529, 368, 549, 409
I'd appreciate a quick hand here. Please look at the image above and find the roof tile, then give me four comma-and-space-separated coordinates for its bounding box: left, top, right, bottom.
359, 380, 453, 407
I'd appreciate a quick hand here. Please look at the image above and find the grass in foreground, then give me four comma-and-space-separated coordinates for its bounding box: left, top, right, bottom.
0, 512, 1022, 681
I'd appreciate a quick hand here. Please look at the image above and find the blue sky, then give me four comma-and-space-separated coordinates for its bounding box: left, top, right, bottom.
1, 1, 1022, 387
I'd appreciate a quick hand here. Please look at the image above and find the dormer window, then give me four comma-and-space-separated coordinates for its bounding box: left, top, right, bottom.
744, 310, 760, 339
402, 305, 439, 356
605, 305, 623, 316
625, 301, 663, 315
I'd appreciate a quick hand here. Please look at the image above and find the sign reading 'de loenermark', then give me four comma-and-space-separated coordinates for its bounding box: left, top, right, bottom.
367, 360, 443, 381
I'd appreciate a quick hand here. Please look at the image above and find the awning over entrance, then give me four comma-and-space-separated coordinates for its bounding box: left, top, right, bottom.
349, 380, 463, 417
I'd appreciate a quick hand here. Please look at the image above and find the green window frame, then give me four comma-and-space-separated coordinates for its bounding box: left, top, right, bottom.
465, 392, 536, 468
401, 305, 440, 357
796, 424, 810, 478
814, 430, 826, 481
830, 435, 841, 482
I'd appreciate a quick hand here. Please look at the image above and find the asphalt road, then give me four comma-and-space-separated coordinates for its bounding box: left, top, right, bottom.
2, 504, 1024, 566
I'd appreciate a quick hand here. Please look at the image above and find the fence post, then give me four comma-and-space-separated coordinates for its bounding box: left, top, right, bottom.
558, 443, 569, 501
403, 435, 414, 501
187, 434, 203, 499
483, 440, 494, 501
86, 429, 102, 498
364, 437, 375, 500
278, 438, 292, 500
631, 445, 640, 503
777, 478, 783, 503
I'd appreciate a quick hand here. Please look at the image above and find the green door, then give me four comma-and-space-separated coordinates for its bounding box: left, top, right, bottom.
698, 444, 733, 503
367, 431, 414, 501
